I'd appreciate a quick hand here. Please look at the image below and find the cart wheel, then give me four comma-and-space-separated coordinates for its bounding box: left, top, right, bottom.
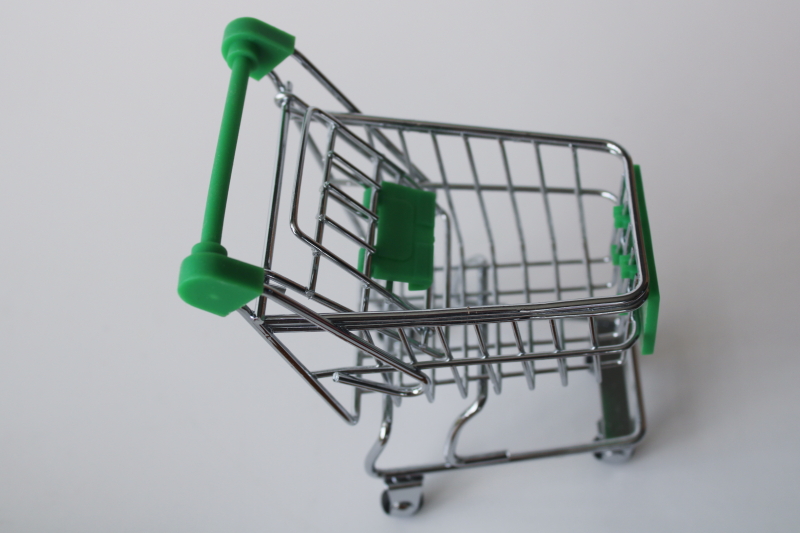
381, 475, 424, 517
381, 490, 424, 516
593, 445, 635, 464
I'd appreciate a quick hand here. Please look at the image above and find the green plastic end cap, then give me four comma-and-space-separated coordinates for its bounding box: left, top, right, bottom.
610, 244, 620, 265
221, 18, 295, 80
359, 182, 436, 291
178, 242, 265, 317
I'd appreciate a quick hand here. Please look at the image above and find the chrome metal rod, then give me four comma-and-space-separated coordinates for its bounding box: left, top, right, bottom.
238, 308, 358, 425
261, 285, 430, 386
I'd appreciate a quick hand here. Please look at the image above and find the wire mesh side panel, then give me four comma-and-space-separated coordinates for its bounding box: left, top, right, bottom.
328, 114, 643, 386
244, 93, 645, 422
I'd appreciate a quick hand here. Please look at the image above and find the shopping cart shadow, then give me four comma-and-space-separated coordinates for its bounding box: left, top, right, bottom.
624, 315, 692, 460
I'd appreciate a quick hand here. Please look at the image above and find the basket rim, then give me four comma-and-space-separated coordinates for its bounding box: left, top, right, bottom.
260, 109, 652, 333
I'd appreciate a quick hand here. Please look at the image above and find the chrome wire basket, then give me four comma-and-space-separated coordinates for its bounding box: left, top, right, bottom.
178, 18, 660, 516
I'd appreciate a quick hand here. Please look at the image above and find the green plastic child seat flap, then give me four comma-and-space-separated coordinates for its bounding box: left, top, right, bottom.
359, 182, 436, 291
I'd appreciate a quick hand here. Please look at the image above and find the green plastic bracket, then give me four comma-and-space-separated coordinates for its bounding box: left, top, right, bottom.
178, 242, 265, 317
178, 19, 295, 316
222, 18, 295, 81
613, 205, 630, 229
619, 257, 637, 280
358, 182, 436, 291
633, 165, 659, 354
610, 244, 620, 265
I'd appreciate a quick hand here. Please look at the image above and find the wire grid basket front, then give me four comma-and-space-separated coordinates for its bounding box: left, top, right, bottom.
244, 99, 648, 416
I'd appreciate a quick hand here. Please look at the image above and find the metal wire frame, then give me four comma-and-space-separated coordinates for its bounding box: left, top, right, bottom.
237, 53, 653, 434
365, 346, 645, 479
257, 114, 648, 322
243, 107, 645, 416
264, 54, 652, 313
180, 48, 653, 505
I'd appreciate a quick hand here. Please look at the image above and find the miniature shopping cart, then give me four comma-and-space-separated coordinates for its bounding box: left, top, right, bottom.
178, 18, 660, 516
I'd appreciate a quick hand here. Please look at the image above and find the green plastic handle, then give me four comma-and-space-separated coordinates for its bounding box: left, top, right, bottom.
178, 18, 295, 317
633, 165, 659, 354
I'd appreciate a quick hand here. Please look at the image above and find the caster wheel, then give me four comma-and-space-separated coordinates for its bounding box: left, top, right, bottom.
381, 475, 424, 517
381, 490, 424, 516
593, 446, 634, 464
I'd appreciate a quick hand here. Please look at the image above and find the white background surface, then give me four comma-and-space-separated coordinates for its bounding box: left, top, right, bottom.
2, 1, 799, 531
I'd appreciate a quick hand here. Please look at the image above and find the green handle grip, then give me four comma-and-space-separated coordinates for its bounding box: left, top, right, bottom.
201, 54, 251, 245
178, 18, 295, 317
633, 165, 659, 354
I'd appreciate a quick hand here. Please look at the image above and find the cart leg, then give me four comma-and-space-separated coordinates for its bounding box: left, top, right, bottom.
381, 475, 424, 516
594, 352, 635, 463
592, 317, 636, 463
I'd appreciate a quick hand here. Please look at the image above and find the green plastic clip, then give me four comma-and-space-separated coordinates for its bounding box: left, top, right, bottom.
613, 205, 630, 229
619, 257, 637, 279
610, 244, 620, 265
358, 182, 436, 291
178, 19, 295, 316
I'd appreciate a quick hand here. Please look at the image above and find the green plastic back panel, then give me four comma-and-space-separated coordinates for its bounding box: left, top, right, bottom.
634, 165, 660, 354
359, 182, 436, 291
178, 18, 295, 316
